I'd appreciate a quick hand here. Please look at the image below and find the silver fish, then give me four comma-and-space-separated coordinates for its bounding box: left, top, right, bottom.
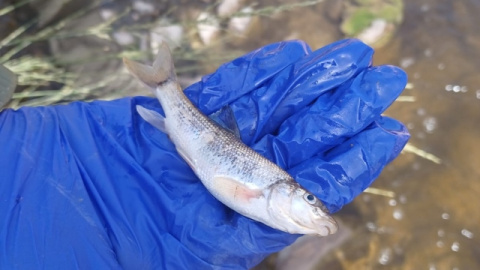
123, 44, 338, 236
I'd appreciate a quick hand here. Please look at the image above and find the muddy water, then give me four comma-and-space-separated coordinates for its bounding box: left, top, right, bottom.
327, 0, 480, 269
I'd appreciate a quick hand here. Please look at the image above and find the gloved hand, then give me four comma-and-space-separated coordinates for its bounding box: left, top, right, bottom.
0, 39, 409, 269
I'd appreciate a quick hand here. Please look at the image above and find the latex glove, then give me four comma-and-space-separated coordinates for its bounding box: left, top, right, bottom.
0, 39, 409, 269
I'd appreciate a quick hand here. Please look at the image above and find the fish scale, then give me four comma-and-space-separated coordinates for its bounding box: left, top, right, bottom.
156, 82, 284, 187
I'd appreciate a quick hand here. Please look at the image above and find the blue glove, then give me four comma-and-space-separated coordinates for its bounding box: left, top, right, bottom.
0, 39, 409, 269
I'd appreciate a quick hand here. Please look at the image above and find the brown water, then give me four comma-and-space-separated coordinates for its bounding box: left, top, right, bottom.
328, 0, 480, 269
217, 0, 480, 268
3, 0, 480, 269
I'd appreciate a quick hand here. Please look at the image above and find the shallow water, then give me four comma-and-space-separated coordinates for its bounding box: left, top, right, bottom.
330, 0, 480, 269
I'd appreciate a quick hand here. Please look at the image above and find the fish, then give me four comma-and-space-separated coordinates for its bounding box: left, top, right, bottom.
123, 43, 338, 236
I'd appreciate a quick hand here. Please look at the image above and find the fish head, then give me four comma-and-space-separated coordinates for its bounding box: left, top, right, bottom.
267, 181, 338, 236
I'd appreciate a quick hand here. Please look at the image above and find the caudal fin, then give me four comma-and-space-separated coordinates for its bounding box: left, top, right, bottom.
123, 43, 177, 88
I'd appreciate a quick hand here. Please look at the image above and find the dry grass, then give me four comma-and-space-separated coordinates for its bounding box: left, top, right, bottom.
0, 0, 328, 108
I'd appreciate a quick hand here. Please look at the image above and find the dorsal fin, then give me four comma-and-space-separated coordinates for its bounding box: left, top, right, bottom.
209, 105, 241, 139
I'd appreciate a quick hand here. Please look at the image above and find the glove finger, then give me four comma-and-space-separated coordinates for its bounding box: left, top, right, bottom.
257, 39, 375, 141
184, 40, 312, 114
229, 39, 374, 145
288, 116, 410, 213
253, 65, 407, 169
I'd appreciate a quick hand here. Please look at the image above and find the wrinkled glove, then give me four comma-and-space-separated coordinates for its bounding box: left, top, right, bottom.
0, 39, 409, 270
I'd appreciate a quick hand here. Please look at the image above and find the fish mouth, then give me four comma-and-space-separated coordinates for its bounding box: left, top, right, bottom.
318, 221, 338, 236
289, 216, 338, 236
320, 217, 338, 236
312, 216, 338, 236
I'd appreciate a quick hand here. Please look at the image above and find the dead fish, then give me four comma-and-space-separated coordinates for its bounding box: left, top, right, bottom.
123, 44, 338, 236
0, 64, 16, 108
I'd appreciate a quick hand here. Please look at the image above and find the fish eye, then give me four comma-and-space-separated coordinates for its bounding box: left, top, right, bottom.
303, 193, 316, 204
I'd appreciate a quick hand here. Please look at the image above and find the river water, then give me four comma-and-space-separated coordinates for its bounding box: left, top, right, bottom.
328, 0, 480, 269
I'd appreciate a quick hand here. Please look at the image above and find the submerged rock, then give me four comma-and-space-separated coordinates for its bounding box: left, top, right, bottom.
340, 0, 404, 48
197, 11, 220, 46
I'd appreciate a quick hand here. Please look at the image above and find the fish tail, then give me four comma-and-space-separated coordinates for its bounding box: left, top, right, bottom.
123, 42, 177, 89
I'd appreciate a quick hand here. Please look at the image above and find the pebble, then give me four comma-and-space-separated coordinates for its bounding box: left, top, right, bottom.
217, 0, 244, 17
228, 7, 254, 35
197, 12, 220, 45
151, 23, 184, 50
112, 31, 135, 46
132, 1, 155, 15
357, 19, 388, 45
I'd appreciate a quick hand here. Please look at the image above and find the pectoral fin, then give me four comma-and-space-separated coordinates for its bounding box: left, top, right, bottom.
136, 105, 167, 134
136, 105, 198, 171
214, 175, 263, 202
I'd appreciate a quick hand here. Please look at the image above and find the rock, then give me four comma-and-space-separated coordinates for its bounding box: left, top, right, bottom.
99, 8, 116, 21
112, 31, 136, 46
217, 0, 245, 17
356, 18, 387, 44
132, 0, 156, 15
228, 7, 255, 36
226, 0, 340, 50
340, 0, 404, 48
150, 22, 184, 51
197, 11, 220, 46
